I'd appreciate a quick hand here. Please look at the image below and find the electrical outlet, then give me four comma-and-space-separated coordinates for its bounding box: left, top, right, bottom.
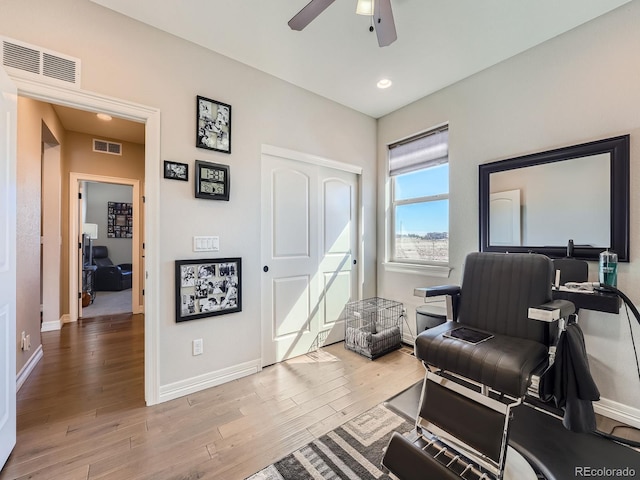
192, 338, 203, 356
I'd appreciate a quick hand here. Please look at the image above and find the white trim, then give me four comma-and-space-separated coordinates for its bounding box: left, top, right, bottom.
401, 331, 415, 345
60, 313, 71, 324
261, 144, 363, 175
11, 76, 158, 122
158, 359, 262, 403
594, 397, 640, 429
16, 345, 43, 392
382, 261, 452, 278
40, 319, 61, 332
12, 76, 161, 406
394, 192, 448, 207
143, 110, 161, 406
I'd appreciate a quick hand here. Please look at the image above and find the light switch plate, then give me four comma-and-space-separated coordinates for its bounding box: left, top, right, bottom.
193, 236, 219, 252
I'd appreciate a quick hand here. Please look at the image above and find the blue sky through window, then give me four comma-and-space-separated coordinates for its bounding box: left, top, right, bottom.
395, 164, 448, 200
396, 200, 449, 235
394, 164, 449, 235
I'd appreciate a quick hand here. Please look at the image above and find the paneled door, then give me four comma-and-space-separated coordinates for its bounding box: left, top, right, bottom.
489, 189, 521, 246
317, 166, 358, 346
261, 152, 358, 366
0, 67, 17, 469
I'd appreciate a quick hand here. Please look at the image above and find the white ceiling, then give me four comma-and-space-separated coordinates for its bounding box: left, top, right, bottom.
88, 0, 629, 119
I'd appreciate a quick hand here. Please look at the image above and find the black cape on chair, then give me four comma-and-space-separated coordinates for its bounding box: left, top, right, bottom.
554, 322, 600, 433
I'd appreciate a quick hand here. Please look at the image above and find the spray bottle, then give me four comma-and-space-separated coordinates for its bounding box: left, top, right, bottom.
599, 249, 618, 287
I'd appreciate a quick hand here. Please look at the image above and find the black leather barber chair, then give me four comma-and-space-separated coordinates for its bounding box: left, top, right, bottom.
93, 245, 133, 291
383, 252, 575, 480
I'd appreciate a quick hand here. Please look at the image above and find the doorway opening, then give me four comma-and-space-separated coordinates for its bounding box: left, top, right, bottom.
14, 77, 161, 405
79, 180, 137, 319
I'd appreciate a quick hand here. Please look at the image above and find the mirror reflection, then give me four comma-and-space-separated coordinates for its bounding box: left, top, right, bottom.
489, 153, 610, 247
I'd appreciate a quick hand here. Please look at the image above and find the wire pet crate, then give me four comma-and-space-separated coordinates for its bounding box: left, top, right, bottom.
344, 297, 403, 359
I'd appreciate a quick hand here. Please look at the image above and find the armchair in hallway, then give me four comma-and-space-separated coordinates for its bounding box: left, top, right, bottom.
93, 245, 132, 291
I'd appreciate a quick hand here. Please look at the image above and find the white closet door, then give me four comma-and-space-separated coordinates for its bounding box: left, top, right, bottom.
317, 167, 357, 347
261, 153, 358, 366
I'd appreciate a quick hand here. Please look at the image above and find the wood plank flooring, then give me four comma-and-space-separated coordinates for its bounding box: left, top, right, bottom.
0, 314, 423, 480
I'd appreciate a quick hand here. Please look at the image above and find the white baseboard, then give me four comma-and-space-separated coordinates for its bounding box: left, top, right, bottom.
594, 397, 640, 429
41, 318, 62, 332
61, 314, 72, 324
158, 359, 261, 403
401, 332, 415, 345
16, 345, 43, 391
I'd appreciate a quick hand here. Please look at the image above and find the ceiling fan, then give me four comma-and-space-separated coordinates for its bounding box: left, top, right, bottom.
288, 0, 397, 47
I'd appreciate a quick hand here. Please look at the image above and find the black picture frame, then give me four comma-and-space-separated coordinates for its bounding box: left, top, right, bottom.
175, 257, 242, 322
195, 160, 230, 201
196, 95, 231, 154
479, 135, 630, 261
164, 161, 188, 181
107, 201, 133, 238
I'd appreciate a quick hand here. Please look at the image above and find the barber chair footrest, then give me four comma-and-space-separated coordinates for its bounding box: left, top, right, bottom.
382, 432, 463, 480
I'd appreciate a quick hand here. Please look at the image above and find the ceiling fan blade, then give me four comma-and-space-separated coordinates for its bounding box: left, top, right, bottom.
374, 0, 397, 47
288, 0, 336, 31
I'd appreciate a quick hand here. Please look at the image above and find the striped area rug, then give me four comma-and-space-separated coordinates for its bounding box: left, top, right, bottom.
246, 405, 414, 480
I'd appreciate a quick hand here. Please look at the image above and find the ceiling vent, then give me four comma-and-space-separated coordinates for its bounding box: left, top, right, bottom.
93, 139, 122, 156
1, 36, 81, 88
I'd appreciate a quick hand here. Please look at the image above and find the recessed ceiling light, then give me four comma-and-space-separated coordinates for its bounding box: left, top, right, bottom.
377, 79, 392, 89
96, 113, 113, 121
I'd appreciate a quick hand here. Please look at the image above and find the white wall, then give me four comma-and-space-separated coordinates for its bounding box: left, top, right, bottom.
85, 182, 133, 265
1, 0, 377, 391
378, 1, 640, 419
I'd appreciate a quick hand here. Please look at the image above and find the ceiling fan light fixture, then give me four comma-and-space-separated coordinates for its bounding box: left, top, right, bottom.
356, 0, 374, 16
289, 0, 396, 47
377, 78, 392, 89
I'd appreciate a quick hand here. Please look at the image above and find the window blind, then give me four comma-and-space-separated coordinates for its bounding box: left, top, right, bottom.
389, 127, 448, 176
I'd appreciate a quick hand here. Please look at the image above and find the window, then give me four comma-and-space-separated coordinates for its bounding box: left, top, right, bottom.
389, 126, 449, 264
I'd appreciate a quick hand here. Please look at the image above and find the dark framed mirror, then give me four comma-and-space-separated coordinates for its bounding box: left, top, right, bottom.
479, 135, 630, 261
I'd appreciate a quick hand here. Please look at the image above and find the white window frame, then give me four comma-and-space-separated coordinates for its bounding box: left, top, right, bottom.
387, 125, 450, 271
390, 184, 449, 265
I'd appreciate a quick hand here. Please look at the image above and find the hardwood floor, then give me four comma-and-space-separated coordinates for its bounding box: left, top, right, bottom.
1, 314, 423, 480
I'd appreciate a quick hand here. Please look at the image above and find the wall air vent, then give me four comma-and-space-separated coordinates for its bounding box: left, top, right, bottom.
1, 36, 81, 88
93, 139, 122, 156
